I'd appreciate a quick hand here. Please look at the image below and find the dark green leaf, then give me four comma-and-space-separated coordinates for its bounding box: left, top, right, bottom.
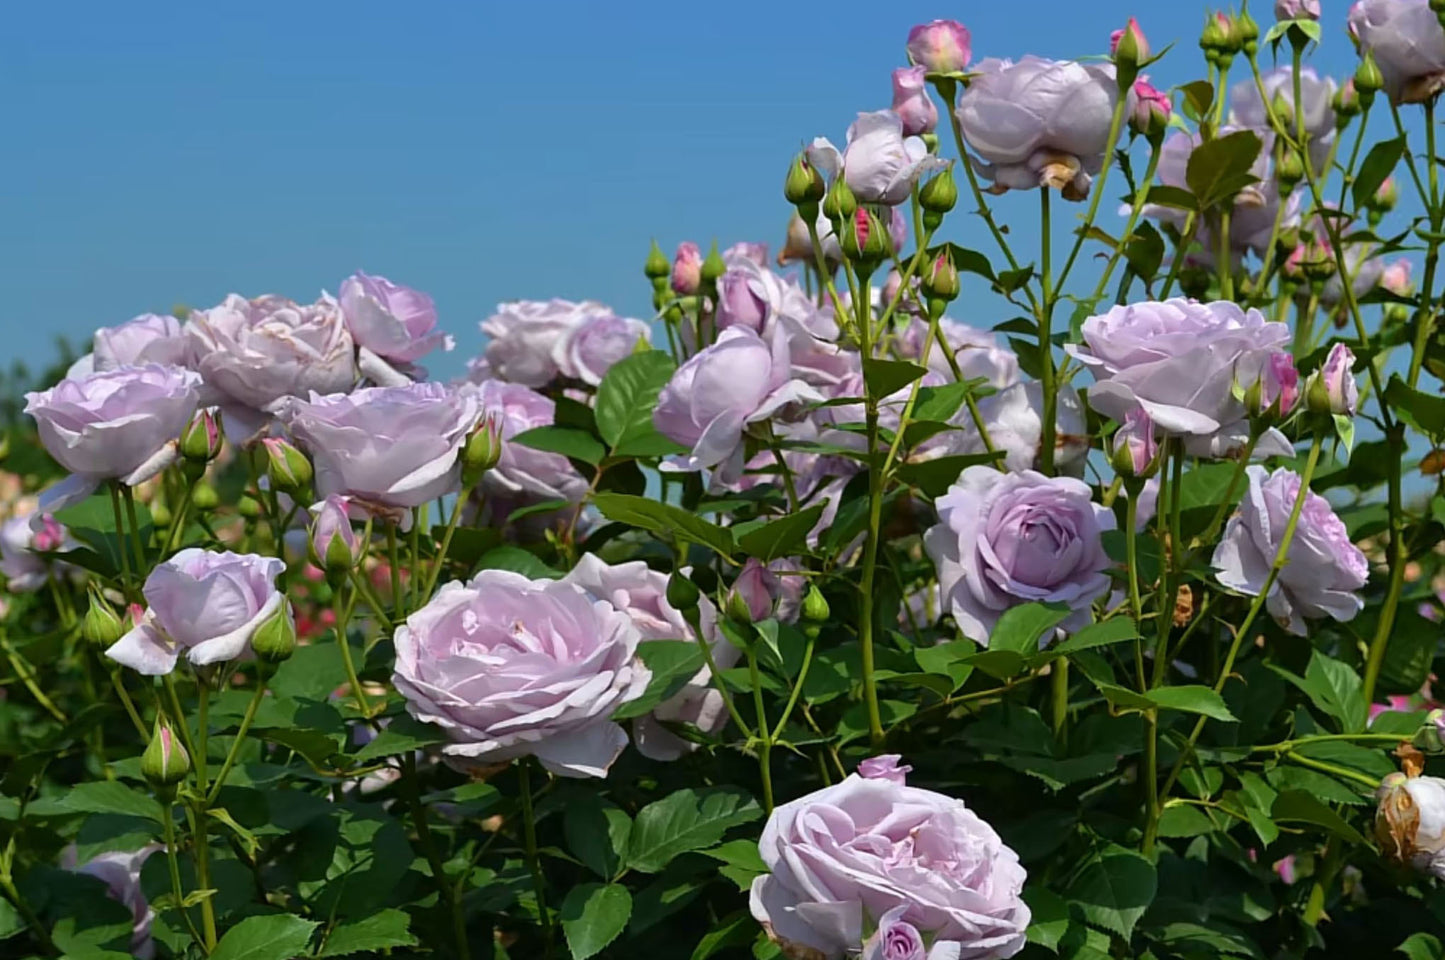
1271, 789, 1367, 844
1387, 374, 1445, 436
895, 452, 1004, 497
592, 493, 735, 556
560, 883, 631, 960
1065, 846, 1156, 939
476, 546, 562, 579
1353, 137, 1407, 211
861, 358, 927, 399
613, 640, 707, 720
988, 602, 1071, 655
565, 794, 632, 881
1050, 618, 1139, 657
55, 781, 164, 824
737, 505, 824, 561
1185, 130, 1264, 209
512, 426, 607, 466
1398, 932, 1445, 960
913, 382, 974, 422
209, 915, 320, 960
1144, 185, 1198, 212
1146, 685, 1237, 722
626, 788, 762, 873
1180, 80, 1215, 123
1304, 651, 1367, 732
352, 713, 445, 763
316, 909, 418, 957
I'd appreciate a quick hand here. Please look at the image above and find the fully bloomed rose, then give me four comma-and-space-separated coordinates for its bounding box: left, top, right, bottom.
480, 299, 606, 387
92, 314, 190, 372
924, 467, 1114, 642
654, 327, 823, 481
107, 549, 287, 675
751, 774, 1029, 959
1212, 465, 1368, 635
470, 379, 590, 504
1230, 68, 1336, 171
808, 111, 947, 206
25, 364, 203, 511
392, 569, 650, 777
554, 312, 650, 385
561, 555, 739, 761
68, 845, 161, 959
282, 383, 483, 521
897, 317, 1020, 388
337, 271, 452, 382
1349, 0, 1445, 104
186, 294, 355, 435
945, 382, 1091, 475
955, 57, 1122, 200
1067, 299, 1293, 457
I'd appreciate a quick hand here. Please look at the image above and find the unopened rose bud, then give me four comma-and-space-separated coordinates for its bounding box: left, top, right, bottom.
81, 584, 125, 647
461, 416, 504, 489
1130, 78, 1172, 140
1275, 0, 1321, 21
1355, 52, 1384, 103
665, 571, 701, 613
1378, 773, 1445, 880
783, 153, 826, 205
644, 240, 671, 280
700, 242, 726, 286
151, 502, 172, 529
801, 584, 830, 623
179, 408, 223, 464
822, 176, 858, 222
192, 481, 219, 512
1237, 8, 1261, 53
1111, 18, 1149, 71
918, 166, 958, 214
906, 20, 972, 74
1299, 237, 1335, 282
1334, 79, 1362, 121
1307, 342, 1358, 416
1374, 175, 1399, 212
1415, 709, 1445, 754
920, 249, 960, 301
1270, 89, 1296, 131
238, 494, 263, 519
1277, 149, 1305, 191
250, 598, 297, 665
261, 437, 313, 498
141, 719, 191, 792
1110, 408, 1157, 479
840, 208, 893, 265
729, 558, 775, 623
671, 242, 703, 295
310, 494, 362, 576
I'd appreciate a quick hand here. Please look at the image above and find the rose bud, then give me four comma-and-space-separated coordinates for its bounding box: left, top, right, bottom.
1111, 408, 1157, 479
918, 165, 958, 214
261, 437, 313, 498
250, 597, 298, 665
461, 415, 504, 489
179, 408, 223, 465
1306, 343, 1359, 416
783, 153, 826, 206
1111, 18, 1150, 71
671, 242, 703, 295
141, 719, 191, 792
1130, 78, 1172, 140
81, 584, 125, 648
644, 240, 671, 281
310, 494, 362, 576
905, 20, 972, 74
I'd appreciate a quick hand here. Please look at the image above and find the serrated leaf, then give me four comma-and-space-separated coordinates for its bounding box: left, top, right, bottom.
1147, 685, 1238, 722
1065, 847, 1157, 939
210, 915, 319, 960
1398, 932, 1445, 960
565, 794, 633, 881
613, 640, 707, 720
595, 350, 677, 451
1387, 374, 1445, 436
317, 909, 418, 957
1185, 130, 1263, 210
512, 426, 607, 466
55, 781, 164, 824
1272, 789, 1367, 843
861, 358, 927, 398
627, 788, 762, 873
561, 883, 631, 960
988, 602, 1071, 655
593, 493, 735, 556
352, 713, 445, 763
737, 505, 823, 561
894, 452, 1005, 497
1354, 137, 1407, 213
1049, 618, 1139, 657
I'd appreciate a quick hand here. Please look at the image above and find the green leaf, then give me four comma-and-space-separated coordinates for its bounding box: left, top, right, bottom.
933, 243, 997, 282
861, 358, 927, 398
1065, 846, 1157, 940
595, 351, 679, 452
54, 494, 155, 578
512, 426, 606, 466
613, 640, 707, 720
1271, 789, 1367, 844
691, 911, 757, 960
1146, 685, 1238, 722
352, 713, 445, 763
627, 787, 763, 873
1398, 932, 1445, 960
988, 602, 1071, 655
1144, 184, 1198, 212
1305, 651, 1367, 733
737, 505, 824, 561
1185, 130, 1263, 210
209, 915, 320, 960
56, 781, 164, 824
1387, 374, 1445, 436
1352, 137, 1406, 211
1050, 618, 1139, 657
476, 546, 562, 579
1179, 80, 1215, 124
565, 794, 633, 881
593, 493, 735, 556
316, 909, 418, 957
912, 381, 974, 422
561, 883, 631, 960
1024, 887, 1071, 952
1157, 803, 1216, 838
895, 452, 1004, 497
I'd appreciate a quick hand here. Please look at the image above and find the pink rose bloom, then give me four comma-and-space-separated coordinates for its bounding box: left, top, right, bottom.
892, 66, 938, 137
906, 20, 972, 74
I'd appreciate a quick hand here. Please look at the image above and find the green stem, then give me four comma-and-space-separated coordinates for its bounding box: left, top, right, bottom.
206, 677, 266, 806
163, 480, 196, 556
771, 629, 817, 741
1091, 136, 1165, 302
1217, 209, 1233, 301
0, 632, 67, 722
1052, 89, 1129, 296
409, 506, 424, 612
1051, 660, 1069, 745
1407, 98, 1442, 389
121, 484, 147, 580
109, 482, 137, 602
388, 523, 404, 619
684, 605, 750, 737
1159, 213, 1200, 299
333, 581, 372, 717
518, 760, 552, 957
192, 685, 217, 950
404, 752, 470, 959
423, 495, 467, 600
1284, 751, 1381, 788
0, 870, 59, 957
1363, 425, 1407, 704
109, 666, 149, 740
161, 799, 206, 949
747, 647, 775, 814
1124, 490, 1146, 690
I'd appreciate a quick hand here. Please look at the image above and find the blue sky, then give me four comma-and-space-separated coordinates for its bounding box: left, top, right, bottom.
6, 1, 1376, 382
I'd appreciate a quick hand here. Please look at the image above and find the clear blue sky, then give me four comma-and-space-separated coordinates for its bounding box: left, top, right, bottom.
5, 1, 1373, 382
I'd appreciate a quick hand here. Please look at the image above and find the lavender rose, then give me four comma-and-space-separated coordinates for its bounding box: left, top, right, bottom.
1211, 465, 1367, 635
470, 379, 590, 504
67, 845, 161, 959
857, 754, 913, 784
282, 382, 483, 522
338, 271, 452, 384
91, 313, 190, 372
924, 467, 1114, 642
0, 512, 67, 593
186, 294, 355, 436
945, 382, 1090, 475
107, 548, 287, 675
25, 364, 203, 511
392, 569, 650, 777
892, 66, 938, 137
561, 554, 739, 761
1349, 0, 1445, 105
480, 299, 608, 387
955, 57, 1122, 200
654, 327, 823, 481
864, 906, 929, 960
751, 774, 1029, 959
729, 557, 805, 624
554, 312, 650, 385
808, 111, 948, 206
897, 317, 1020, 388
1067, 299, 1293, 457
1276, 0, 1321, 19
1230, 67, 1335, 171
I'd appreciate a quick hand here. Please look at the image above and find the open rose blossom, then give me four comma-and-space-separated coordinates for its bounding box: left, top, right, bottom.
185, 293, 355, 437
391, 569, 650, 777
808, 111, 948, 206
25, 364, 203, 512
955, 57, 1122, 200
282, 382, 483, 521
1067, 299, 1293, 458
91, 313, 190, 372
1212, 465, 1368, 635
751, 774, 1029, 959
1229, 67, 1335, 171
654, 326, 823, 481
1349, 0, 1445, 104
338, 270, 453, 384
554, 312, 650, 386
470, 379, 590, 504
924, 467, 1114, 643
561, 554, 738, 761
1377, 772, 1445, 879
481, 299, 617, 387
106, 549, 287, 675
